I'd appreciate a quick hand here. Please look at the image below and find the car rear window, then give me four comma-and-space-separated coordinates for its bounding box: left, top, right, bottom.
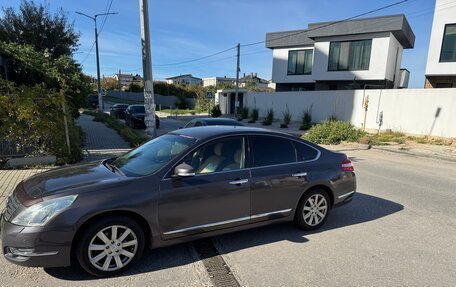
251, 136, 297, 167
132, 106, 145, 113
294, 142, 319, 161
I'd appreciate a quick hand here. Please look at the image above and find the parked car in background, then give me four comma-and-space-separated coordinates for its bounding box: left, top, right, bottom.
109, 104, 129, 119
125, 105, 160, 129
183, 117, 244, 128
88, 95, 99, 109
1, 126, 356, 277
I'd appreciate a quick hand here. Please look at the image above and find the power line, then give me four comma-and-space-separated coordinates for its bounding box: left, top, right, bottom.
241, 0, 412, 48
152, 46, 237, 67
99, 0, 114, 36
80, 41, 96, 64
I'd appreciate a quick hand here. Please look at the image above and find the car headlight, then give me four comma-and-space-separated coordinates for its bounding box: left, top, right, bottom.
11, 195, 78, 227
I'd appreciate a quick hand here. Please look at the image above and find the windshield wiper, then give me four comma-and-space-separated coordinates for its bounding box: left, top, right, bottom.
105, 161, 125, 176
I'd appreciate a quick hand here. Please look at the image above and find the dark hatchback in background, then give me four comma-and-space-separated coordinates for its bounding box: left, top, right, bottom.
183, 117, 244, 128
125, 104, 160, 129
109, 104, 129, 119
1, 126, 356, 277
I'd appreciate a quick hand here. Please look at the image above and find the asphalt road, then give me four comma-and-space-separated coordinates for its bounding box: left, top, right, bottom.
1, 149, 455, 286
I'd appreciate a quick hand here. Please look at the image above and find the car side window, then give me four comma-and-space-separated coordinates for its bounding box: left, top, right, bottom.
294, 142, 319, 161
194, 121, 203, 127
181, 137, 245, 174
251, 136, 297, 167
185, 121, 195, 128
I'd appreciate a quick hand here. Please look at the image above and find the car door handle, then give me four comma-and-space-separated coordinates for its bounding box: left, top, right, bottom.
229, 179, 249, 185
292, 172, 307, 177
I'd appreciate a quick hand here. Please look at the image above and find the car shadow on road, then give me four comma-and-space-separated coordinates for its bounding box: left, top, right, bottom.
44, 192, 403, 280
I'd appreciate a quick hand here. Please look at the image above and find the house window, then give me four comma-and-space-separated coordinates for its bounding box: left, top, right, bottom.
440, 24, 456, 62
328, 39, 372, 71
287, 49, 313, 75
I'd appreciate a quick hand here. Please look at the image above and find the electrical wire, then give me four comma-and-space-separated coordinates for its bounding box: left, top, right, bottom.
241, 0, 412, 48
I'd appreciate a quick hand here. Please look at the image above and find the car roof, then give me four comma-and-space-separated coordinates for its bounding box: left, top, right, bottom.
171, 126, 297, 140
128, 104, 144, 107
196, 118, 239, 123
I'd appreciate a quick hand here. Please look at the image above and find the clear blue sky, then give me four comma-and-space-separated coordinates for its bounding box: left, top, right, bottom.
2, 0, 436, 87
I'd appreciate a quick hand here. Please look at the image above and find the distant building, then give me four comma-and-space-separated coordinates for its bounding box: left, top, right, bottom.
202, 76, 236, 87
239, 73, 270, 89
166, 74, 202, 85
425, 0, 456, 88
112, 71, 143, 89
266, 14, 415, 91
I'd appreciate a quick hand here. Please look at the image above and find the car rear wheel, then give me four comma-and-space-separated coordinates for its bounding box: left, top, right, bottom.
295, 189, 330, 230
76, 216, 145, 277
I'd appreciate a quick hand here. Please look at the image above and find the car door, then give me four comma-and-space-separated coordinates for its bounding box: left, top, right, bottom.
158, 136, 250, 239
249, 135, 319, 223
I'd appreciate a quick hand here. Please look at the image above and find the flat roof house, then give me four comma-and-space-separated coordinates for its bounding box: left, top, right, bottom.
266, 14, 415, 91
202, 76, 236, 87
425, 0, 456, 88
166, 74, 202, 86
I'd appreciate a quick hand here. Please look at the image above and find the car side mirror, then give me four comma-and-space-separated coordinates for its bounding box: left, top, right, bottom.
173, 163, 195, 177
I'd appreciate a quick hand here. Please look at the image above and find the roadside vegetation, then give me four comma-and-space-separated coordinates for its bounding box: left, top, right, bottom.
0, 1, 90, 164
303, 120, 365, 144
83, 111, 148, 147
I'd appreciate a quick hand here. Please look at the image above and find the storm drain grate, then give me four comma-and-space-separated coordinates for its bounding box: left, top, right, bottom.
193, 239, 241, 287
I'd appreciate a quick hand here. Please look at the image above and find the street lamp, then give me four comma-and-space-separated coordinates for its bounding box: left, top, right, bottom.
76, 11, 118, 112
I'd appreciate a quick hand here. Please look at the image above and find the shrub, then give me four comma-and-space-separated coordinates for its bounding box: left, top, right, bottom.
249, 108, 259, 123
211, 105, 222, 117
328, 114, 338, 122
300, 107, 312, 130
83, 111, 148, 147
241, 107, 249, 119
262, 108, 274, 126
303, 120, 365, 145
281, 107, 292, 128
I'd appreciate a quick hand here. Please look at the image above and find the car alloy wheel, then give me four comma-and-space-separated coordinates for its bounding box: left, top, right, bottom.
88, 225, 138, 272
302, 194, 328, 226
76, 216, 145, 276
295, 189, 330, 230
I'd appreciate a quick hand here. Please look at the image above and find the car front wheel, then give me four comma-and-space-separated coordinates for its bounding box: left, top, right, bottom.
76, 216, 145, 277
295, 189, 330, 230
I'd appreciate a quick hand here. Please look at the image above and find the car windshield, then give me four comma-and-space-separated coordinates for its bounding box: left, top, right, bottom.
117, 104, 128, 109
131, 106, 145, 113
112, 134, 196, 177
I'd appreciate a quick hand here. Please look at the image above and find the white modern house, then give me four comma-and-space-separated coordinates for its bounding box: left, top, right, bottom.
425, 0, 456, 88
166, 74, 202, 85
266, 14, 415, 91
202, 76, 236, 87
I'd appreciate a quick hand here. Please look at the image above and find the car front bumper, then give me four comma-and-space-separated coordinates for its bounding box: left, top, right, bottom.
1, 215, 72, 268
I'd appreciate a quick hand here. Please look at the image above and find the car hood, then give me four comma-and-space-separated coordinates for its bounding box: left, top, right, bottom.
20, 161, 121, 200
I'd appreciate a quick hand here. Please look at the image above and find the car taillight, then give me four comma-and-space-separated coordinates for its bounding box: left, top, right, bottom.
341, 159, 354, 171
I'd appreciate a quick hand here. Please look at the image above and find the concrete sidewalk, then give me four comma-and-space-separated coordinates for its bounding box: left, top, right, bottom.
77, 113, 131, 161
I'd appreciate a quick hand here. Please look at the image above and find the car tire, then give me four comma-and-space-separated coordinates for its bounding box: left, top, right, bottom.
294, 189, 330, 231
76, 216, 145, 277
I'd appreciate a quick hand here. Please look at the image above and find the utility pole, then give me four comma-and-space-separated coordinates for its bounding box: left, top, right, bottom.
139, 0, 156, 138
234, 43, 240, 118
75, 11, 118, 112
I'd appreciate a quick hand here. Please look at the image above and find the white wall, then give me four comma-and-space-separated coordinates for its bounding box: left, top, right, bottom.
244, 89, 456, 137
272, 46, 314, 83
425, 0, 456, 76
312, 32, 398, 82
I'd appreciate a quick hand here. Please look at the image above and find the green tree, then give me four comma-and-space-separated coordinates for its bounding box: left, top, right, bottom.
102, 77, 119, 91
126, 82, 144, 92
0, 0, 79, 58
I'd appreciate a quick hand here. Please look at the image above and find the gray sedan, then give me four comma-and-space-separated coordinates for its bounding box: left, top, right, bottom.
1, 126, 356, 276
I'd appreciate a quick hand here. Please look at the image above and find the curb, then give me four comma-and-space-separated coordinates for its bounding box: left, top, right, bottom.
371, 145, 456, 163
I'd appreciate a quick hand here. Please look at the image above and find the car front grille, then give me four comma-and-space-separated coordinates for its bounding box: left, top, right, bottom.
3, 193, 21, 222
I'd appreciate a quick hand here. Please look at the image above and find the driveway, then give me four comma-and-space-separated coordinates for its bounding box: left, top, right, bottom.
0, 149, 455, 286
